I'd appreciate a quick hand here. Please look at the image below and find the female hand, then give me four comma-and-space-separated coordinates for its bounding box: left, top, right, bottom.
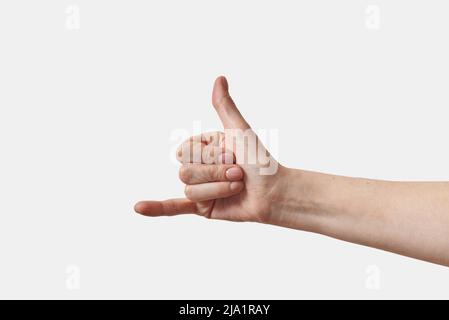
135, 76, 286, 223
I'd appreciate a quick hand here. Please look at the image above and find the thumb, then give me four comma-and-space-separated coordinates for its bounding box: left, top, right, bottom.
212, 76, 250, 130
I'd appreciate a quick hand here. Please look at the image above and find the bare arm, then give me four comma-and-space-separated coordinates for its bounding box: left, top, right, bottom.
271, 168, 449, 266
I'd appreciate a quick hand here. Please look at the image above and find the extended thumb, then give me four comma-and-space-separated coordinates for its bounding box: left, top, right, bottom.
212, 76, 250, 130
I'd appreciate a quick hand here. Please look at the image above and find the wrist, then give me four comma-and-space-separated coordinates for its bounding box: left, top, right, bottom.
267, 167, 333, 232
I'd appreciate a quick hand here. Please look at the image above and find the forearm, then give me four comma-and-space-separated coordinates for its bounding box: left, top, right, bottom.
271, 168, 449, 266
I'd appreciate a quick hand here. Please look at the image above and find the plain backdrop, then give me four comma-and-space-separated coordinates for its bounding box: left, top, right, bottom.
0, 0, 448, 299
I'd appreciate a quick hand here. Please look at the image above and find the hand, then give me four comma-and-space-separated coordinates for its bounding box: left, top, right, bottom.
135, 76, 286, 223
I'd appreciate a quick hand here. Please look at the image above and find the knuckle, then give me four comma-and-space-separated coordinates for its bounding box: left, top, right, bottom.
179, 166, 191, 183
191, 143, 204, 164
219, 166, 228, 181
176, 145, 183, 161
178, 143, 191, 163
207, 165, 221, 181
201, 147, 214, 165
218, 133, 225, 146
190, 135, 202, 143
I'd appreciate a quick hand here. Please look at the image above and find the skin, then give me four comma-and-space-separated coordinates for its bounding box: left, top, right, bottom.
135, 76, 449, 267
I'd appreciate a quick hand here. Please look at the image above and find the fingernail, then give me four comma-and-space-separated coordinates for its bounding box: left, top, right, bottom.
220, 152, 234, 164
230, 181, 244, 192
226, 167, 242, 180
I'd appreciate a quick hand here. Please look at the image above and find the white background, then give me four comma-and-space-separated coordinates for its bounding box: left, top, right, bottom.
0, 0, 448, 299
